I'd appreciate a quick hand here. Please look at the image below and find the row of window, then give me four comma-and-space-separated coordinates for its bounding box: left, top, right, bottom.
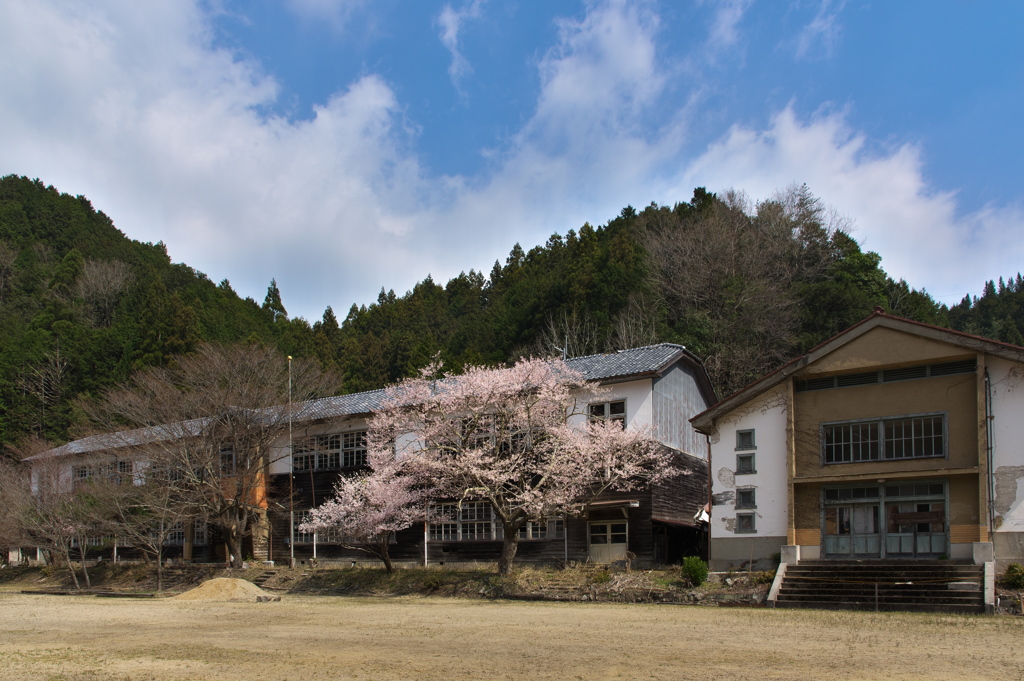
731, 412, 948, 474
72, 461, 133, 488
69, 520, 208, 548
794, 359, 976, 393
289, 503, 567, 544
292, 431, 368, 472
822, 414, 945, 464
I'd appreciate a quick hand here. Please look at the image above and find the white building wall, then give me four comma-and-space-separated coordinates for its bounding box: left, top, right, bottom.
709, 385, 789, 542
266, 417, 369, 475
567, 378, 655, 434
987, 357, 1024, 533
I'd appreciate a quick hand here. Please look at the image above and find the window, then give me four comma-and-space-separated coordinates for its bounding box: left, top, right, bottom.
736, 488, 756, 509
736, 453, 756, 475
193, 519, 207, 546
822, 414, 945, 464
589, 400, 626, 426
293, 431, 366, 472
518, 518, 565, 540
293, 510, 344, 544
736, 513, 756, 533
736, 429, 755, 450
219, 446, 236, 475
429, 502, 496, 541
72, 461, 133, 488
165, 523, 185, 546
342, 431, 367, 468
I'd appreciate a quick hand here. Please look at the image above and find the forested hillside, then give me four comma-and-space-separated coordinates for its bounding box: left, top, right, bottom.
1, 175, 1020, 449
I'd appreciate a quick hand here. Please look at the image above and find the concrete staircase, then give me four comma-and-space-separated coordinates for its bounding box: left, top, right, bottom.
772, 560, 985, 614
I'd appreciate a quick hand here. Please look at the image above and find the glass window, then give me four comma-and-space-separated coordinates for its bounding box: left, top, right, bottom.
823, 414, 945, 464
736, 429, 755, 450
736, 488, 756, 509
736, 453, 755, 475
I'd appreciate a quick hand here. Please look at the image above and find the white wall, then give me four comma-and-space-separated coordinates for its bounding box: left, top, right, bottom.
708, 385, 789, 541
266, 417, 369, 475
567, 379, 654, 433
987, 357, 1024, 532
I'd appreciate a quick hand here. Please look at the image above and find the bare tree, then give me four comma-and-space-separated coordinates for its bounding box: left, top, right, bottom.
608, 293, 661, 351
86, 343, 340, 568
74, 259, 134, 327
533, 307, 603, 359
18, 345, 69, 437
5, 437, 105, 589
640, 186, 849, 395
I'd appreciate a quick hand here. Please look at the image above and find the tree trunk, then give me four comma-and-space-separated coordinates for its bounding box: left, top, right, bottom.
62, 553, 80, 590
225, 531, 244, 568
378, 534, 394, 574
497, 523, 522, 575
78, 543, 91, 588
156, 545, 164, 592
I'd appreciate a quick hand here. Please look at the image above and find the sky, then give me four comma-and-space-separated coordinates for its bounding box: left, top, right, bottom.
1, 0, 1022, 322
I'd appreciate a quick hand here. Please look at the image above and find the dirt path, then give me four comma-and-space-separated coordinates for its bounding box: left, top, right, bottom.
1, 593, 1020, 680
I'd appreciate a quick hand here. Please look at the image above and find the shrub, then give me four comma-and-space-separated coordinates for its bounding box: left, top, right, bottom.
681, 556, 708, 587
753, 570, 776, 585
1003, 563, 1024, 589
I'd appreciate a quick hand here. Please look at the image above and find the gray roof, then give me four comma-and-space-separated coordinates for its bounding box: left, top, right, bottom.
564, 343, 690, 382
38, 344, 707, 459
27, 419, 209, 461
292, 389, 387, 421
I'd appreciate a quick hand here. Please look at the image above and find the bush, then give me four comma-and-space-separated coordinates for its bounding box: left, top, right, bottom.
680, 556, 708, 587
1003, 563, 1024, 589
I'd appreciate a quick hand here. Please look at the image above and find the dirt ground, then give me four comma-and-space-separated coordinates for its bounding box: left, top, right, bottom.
1, 593, 1021, 681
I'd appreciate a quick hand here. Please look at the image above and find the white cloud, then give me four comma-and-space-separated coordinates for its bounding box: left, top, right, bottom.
674, 107, 1024, 303
436, 1, 485, 92
794, 0, 845, 60
707, 0, 753, 50
1, 0, 1016, 324
285, 0, 367, 30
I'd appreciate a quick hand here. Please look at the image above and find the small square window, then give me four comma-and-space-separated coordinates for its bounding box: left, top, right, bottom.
736, 429, 755, 451
736, 488, 756, 509
736, 453, 755, 475
736, 513, 756, 533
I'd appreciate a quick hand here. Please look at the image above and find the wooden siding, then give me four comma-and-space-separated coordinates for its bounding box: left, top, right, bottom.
652, 363, 711, 457
651, 449, 709, 525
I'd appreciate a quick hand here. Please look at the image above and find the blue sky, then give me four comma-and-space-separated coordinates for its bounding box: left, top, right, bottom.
1, 0, 1021, 321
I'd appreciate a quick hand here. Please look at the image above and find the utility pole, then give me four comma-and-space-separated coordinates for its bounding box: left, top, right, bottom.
288, 355, 295, 569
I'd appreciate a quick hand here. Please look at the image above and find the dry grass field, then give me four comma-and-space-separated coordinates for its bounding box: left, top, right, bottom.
0, 592, 1021, 681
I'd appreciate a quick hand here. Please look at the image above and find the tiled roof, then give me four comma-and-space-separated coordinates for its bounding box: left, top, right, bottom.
565, 343, 688, 381
26, 419, 209, 461
37, 344, 701, 459
292, 389, 387, 421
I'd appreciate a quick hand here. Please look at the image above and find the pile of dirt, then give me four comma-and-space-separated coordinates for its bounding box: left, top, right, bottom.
171, 577, 279, 602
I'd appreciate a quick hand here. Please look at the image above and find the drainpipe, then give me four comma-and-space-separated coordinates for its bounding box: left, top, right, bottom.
984, 369, 996, 541
706, 432, 712, 567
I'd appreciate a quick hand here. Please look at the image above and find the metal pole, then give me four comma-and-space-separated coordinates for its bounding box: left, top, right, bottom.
288, 355, 295, 569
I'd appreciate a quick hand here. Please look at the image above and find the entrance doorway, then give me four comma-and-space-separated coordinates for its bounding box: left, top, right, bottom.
588, 522, 628, 563
822, 481, 947, 559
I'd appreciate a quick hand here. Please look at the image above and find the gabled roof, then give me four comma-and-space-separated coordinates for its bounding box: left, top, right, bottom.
37, 343, 715, 460
690, 310, 1024, 432
26, 418, 209, 461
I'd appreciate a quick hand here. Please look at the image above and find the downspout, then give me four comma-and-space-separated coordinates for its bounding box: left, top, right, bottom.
706, 432, 712, 567
984, 369, 996, 540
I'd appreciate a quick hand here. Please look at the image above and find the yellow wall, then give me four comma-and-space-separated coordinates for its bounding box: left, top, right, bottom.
807, 326, 974, 374
793, 372, 979, 480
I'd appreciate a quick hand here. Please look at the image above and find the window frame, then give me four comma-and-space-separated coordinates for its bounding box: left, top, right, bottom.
589, 399, 627, 426
517, 518, 565, 541
429, 501, 497, 541
735, 487, 756, 509
736, 452, 756, 475
735, 429, 756, 451
820, 412, 947, 466
292, 430, 368, 473
735, 513, 756, 534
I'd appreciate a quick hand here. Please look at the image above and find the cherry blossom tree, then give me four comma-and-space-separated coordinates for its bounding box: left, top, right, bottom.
368, 357, 678, 574
300, 452, 422, 573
